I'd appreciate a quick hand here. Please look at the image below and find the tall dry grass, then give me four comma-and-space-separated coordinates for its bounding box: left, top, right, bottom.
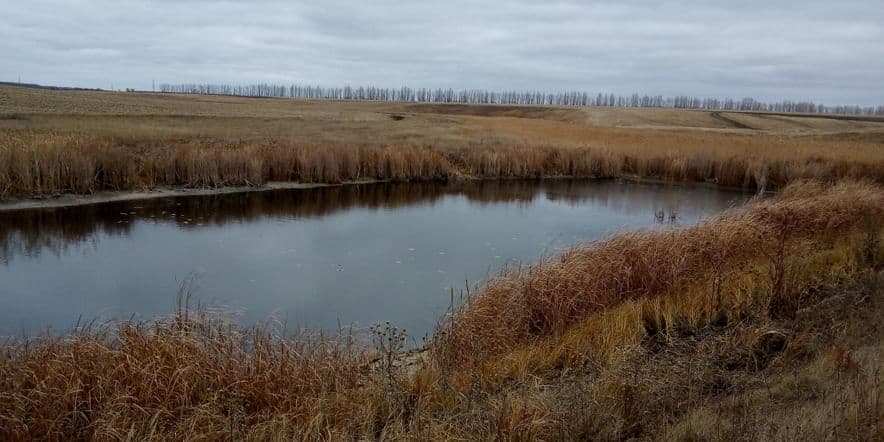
1, 180, 882, 439
0, 316, 385, 439
2, 130, 882, 199
437, 181, 884, 368
0, 132, 455, 198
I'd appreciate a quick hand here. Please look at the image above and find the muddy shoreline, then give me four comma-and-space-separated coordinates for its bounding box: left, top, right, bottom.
0, 181, 387, 212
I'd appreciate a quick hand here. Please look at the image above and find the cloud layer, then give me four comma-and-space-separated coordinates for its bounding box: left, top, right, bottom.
2, 0, 882, 104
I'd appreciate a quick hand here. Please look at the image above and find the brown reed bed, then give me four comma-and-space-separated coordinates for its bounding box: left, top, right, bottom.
0, 132, 455, 198
2, 130, 883, 200
1, 180, 882, 439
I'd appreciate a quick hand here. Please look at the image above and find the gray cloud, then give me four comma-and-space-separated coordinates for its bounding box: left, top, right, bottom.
2, 0, 882, 104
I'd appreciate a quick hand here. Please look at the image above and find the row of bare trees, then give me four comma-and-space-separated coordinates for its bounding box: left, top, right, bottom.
157, 83, 884, 116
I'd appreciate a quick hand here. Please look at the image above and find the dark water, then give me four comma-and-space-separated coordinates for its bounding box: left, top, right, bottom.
0, 180, 750, 338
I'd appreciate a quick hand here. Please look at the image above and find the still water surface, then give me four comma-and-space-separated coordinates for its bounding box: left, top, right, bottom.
0, 180, 750, 338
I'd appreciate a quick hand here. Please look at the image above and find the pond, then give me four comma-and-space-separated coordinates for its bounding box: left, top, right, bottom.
0, 180, 751, 339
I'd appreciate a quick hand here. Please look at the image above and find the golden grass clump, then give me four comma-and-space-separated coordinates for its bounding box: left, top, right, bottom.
0, 315, 385, 439
437, 180, 884, 367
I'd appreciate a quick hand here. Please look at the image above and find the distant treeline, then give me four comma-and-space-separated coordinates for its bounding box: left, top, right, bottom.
157, 83, 884, 116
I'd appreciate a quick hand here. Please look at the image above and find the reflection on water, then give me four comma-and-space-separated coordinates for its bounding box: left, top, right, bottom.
0, 180, 750, 337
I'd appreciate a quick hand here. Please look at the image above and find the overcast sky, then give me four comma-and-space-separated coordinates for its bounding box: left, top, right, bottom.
2, 0, 882, 105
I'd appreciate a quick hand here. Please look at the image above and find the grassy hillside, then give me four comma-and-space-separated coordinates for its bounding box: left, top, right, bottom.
2, 85, 883, 200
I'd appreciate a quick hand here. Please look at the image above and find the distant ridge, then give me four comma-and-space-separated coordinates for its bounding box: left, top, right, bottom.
0, 81, 104, 92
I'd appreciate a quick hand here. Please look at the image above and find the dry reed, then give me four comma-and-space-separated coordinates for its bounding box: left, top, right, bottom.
2, 130, 882, 199
437, 181, 884, 367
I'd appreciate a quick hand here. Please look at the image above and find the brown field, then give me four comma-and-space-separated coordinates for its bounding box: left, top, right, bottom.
1, 85, 884, 200
1, 180, 882, 439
